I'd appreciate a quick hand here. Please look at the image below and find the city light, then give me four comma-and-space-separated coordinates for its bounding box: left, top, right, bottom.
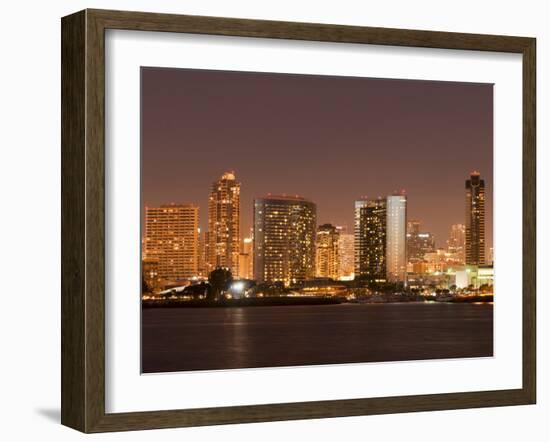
231, 281, 245, 293
142, 171, 491, 304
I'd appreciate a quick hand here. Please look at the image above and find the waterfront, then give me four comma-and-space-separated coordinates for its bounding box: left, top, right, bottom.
142, 302, 493, 373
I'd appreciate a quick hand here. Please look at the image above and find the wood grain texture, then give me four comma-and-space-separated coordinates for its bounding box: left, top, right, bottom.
61, 10, 86, 432
90, 8, 533, 52
522, 38, 536, 403
61, 8, 537, 433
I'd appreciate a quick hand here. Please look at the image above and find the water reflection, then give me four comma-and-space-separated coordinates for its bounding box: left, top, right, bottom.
142, 303, 493, 373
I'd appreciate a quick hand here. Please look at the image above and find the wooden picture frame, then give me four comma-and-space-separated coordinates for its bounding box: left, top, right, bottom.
61, 8, 536, 433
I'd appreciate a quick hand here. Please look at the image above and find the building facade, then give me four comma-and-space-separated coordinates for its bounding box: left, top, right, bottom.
143, 204, 199, 283
207, 171, 241, 275
237, 236, 254, 280
455, 265, 494, 290
354, 198, 387, 282
253, 195, 316, 286
386, 194, 408, 283
465, 171, 486, 265
406, 220, 435, 263
315, 223, 340, 279
447, 223, 466, 264
336, 226, 355, 280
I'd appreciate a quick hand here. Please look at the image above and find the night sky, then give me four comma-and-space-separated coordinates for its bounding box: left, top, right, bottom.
141, 67, 493, 249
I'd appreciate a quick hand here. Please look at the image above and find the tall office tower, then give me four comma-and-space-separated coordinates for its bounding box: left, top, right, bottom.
253, 195, 316, 286
207, 171, 241, 275
465, 171, 486, 265
447, 223, 466, 264
336, 226, 355, 280
143, 204, 199, 282
386, 194, 408, 283
315, 224, 340, 279
238, 235, 254, 279
406, 219, 436, 263
354, 198, 387, 282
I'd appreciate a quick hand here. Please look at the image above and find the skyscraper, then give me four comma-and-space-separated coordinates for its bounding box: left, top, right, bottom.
354, 198, 387, 282
254, 195, 316, 286
465, 171, 486, 265
336, 226, 355, 280
143, 204, 199, 282
207, 171, 240, 275
447, 223, 466, 264
315, 223, 340, 279
237, 235, 254, 279
406, 219, 435, 263
386, 194, 408, 283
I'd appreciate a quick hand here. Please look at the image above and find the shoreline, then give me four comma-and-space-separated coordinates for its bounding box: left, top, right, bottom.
141, 295, 493, 308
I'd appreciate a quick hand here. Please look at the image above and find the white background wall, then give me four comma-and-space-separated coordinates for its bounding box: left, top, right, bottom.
0, 0, 547, 440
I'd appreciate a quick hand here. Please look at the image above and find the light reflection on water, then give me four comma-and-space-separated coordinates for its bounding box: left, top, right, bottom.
142, 302, 493, 373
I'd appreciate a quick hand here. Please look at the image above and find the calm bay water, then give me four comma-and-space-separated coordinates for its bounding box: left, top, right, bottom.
141, 302, 493, 373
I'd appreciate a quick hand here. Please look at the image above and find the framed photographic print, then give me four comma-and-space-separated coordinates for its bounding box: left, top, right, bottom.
61, 9, 536, 433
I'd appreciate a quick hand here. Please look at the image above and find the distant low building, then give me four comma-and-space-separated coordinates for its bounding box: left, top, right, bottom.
407, 272, 452, 291
142, 257, 161, 291
296, 279, 349, 297
455, 265, 494, 289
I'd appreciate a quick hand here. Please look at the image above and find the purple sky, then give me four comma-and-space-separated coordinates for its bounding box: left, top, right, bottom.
141, 67, 493, 249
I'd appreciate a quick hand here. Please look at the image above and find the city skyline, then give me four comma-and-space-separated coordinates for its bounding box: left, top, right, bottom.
142, 67, 493, 250
142, 171, 485, 287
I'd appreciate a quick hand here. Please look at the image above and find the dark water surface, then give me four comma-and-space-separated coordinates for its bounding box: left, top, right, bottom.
141, 302, 493, 373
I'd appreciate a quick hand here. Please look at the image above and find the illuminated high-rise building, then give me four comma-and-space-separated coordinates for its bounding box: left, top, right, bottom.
237, 235, 254, 279
447, 223, 466, 264
143, 204, 199, 282
336, 226, 354, 280
253, 195, 316, 286
354, 198, 386, 282
465, 171, 486, 265
207, 171, 240, 275
315, 224, 340, 279
406, 219, 435, 263
386, 194, 408, 283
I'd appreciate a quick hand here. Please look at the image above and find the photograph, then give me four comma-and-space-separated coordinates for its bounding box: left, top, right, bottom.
140, 66, 494, 374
